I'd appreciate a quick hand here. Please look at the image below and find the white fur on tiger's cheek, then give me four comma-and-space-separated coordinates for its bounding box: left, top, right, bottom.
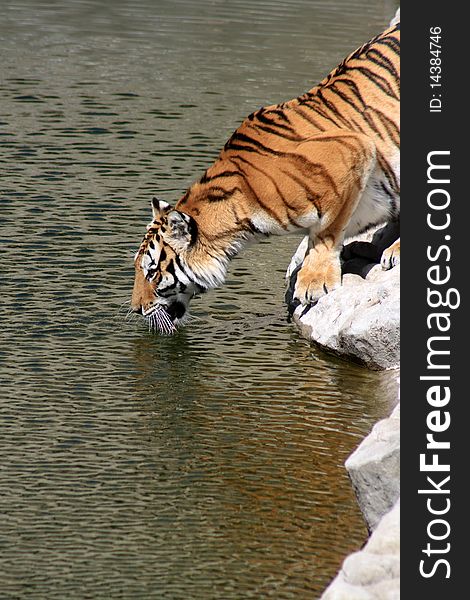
141, 253, 151, 273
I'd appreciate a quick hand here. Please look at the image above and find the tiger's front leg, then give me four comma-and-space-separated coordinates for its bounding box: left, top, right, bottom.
294, 234, 342, 305
292, 133, 377, 307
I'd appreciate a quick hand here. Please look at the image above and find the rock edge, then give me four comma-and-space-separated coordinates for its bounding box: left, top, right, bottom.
285, 224, 400, 370
320, 400, 400, 599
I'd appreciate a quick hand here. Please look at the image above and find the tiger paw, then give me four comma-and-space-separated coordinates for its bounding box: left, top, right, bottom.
381, 238, 400, 270
293, 252, 342, 306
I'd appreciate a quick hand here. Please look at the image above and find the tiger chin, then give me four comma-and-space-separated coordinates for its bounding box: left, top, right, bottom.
131, 21, 400, 334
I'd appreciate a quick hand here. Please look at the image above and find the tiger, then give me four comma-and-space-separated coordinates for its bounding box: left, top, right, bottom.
131, 20, 400, 334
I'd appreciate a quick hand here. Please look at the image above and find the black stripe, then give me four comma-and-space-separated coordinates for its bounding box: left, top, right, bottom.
311, 89, 354, 129
379, 181, 398, 218
224, 132, 281, 155
318, 27, 399, 86
241, 160, 301, 227
178, 190, 190, 205
279, 168, 323, 218
291, 105, 327, 131
377, 153, 400, 195
267, 108, 292, 123
200, 169, 239, 184
173, 252, 197, 283
296, 97, 342, 128
327, 80, 366, 116
188, 215, 198, 245
252, 121, 300, 142
365, 47, 400, 83
362, 110, 388, 142
352, 66, 399, 99
204, 185, 241, 202
226, 129, 342, 199
374, 34, 400, 57
158, 261, 177, 295
230, 157, 289, 228
255, 109, 293, 132
372, 110, 400, 147
233, 153, 327, 225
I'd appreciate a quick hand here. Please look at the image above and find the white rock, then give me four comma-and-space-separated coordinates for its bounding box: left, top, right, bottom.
321, 500, 400, 600
285, 224, 400, 370
346, 403, 400, 531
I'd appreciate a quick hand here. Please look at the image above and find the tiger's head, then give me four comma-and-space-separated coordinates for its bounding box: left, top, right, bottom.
131, 197, 208, 334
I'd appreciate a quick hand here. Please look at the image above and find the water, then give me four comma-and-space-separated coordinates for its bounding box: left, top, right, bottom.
0, 1, 399, 597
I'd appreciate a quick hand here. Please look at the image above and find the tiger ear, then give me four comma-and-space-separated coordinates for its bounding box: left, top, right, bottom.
164, 210, 196, 251
151, 196, 172, 219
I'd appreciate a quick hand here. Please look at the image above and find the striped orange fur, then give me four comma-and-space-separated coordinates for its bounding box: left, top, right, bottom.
132, 21, 400, 333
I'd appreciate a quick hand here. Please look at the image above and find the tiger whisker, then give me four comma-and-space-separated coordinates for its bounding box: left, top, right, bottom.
157, 313, 172, 335
118, 300, 131, 313
158, 310, 175, 333
143, 306, 178, 336
185, 313, 201, 323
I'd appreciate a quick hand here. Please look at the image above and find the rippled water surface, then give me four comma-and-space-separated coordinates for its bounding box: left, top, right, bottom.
1, 1, 399, 598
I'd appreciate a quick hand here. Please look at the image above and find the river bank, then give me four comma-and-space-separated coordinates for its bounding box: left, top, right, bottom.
285, 225, 401, 598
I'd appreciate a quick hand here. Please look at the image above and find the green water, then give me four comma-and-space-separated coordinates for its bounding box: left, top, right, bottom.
0, 1, 398, 597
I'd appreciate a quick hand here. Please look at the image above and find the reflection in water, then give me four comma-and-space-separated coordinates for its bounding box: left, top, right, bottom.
130, 322, 393, 597
0, 0, 398, 597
